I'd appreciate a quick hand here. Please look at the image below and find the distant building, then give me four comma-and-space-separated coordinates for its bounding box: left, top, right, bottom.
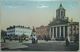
36, 26, 49, 40
67, 22, 79, 41
7, 25, 32, 38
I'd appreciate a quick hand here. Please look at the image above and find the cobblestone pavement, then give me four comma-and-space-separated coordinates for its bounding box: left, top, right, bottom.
1, 40, 79, 51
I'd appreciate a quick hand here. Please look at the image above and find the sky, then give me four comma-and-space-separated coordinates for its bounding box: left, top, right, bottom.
0, 0, 80, 30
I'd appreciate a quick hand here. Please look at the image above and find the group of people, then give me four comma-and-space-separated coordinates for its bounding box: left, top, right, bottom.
31, 35, 38, 44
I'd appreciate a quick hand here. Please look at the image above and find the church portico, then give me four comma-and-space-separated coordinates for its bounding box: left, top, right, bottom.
50, 24, 67, 40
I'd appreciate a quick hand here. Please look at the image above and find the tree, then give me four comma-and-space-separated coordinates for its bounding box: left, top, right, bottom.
1, 30, 7, 43
19, 34, 26, 42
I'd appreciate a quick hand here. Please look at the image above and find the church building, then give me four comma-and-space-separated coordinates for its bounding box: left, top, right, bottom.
49, 4, 70, 40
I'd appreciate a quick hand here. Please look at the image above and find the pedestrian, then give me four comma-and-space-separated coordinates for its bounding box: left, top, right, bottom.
34, 35, 38, 43
32, 35, 35, 44
66, 38, 69, 46
32, 35, 38, 44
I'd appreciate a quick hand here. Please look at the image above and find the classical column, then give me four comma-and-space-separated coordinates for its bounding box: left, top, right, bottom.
63, 26, 65, 38
53, 27, 54, 38
67, 26, 70, 38
59, 26, 61, 38
52, 27, 54, 39
56, 27, 57, 38
49, 27, 51, 38
67, 26, 70, 42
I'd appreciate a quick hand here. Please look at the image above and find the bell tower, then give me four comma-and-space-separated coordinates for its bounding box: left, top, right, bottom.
56, 3, 65, 20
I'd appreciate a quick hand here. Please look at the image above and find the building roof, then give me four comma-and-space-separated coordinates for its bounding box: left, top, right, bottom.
36, 25, 48, 29
57, 3, 65, 11
68, 22, 79, 25
7, 25, 31, 30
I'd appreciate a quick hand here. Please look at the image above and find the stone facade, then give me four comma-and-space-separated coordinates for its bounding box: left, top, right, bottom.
36, 26, 49, 40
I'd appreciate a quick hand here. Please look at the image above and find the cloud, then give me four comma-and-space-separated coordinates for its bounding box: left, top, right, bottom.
7, 6, 17, 8
37, 5, 48, 8
28, 0, 60, 1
